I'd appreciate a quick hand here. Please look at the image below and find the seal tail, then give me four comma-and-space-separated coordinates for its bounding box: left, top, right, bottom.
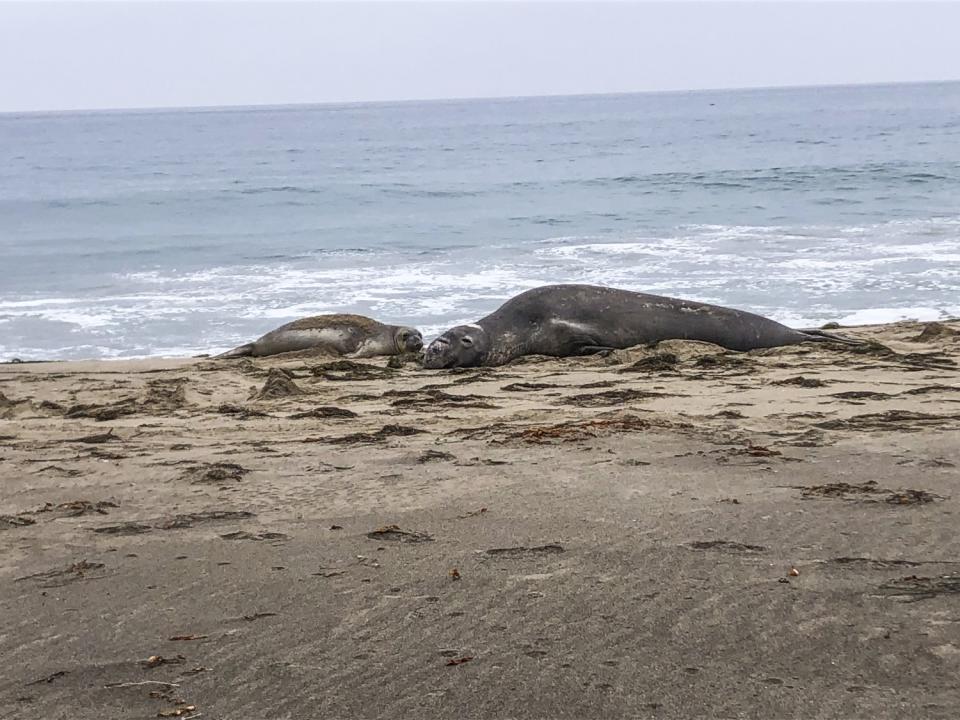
797, 329, 866, 346
215, 343, 255, 359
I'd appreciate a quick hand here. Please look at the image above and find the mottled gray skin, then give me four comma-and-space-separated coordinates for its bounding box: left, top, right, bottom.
217, 314, 423, 359
424, 284, 856, 369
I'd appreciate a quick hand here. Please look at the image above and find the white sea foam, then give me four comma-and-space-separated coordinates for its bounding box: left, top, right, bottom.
834, 307, 955, 326
3, 215, 959, 359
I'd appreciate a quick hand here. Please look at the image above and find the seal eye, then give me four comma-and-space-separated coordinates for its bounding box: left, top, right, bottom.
461, 336, 473, 347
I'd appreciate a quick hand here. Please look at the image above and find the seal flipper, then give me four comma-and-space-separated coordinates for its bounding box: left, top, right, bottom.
567, 334, 617, 356
547, 320, 608, 357
215, 343, 255, 359
796, 329, 866, 346
578, 345, 618, 357
564, 332, 615, 356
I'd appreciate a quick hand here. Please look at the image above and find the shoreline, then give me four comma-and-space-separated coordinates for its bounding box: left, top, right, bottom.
2, 318, 959, 718
3, 317, 958, 367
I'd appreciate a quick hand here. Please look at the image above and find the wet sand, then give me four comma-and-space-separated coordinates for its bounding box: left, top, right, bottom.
2, 320, 959, 719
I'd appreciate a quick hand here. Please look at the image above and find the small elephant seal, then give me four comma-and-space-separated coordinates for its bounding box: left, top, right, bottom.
217, 314, 423, 359
424, 284, 858, 368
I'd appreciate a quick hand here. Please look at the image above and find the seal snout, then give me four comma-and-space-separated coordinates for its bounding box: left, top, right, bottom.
407, 334, 424, 352
423, 337, 450, 369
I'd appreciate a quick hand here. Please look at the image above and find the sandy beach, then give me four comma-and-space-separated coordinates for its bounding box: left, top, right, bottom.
2, 320, 959, 719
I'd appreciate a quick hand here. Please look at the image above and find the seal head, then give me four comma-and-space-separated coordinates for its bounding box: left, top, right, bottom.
394, 326, 424, 353
423, 325, 488, 369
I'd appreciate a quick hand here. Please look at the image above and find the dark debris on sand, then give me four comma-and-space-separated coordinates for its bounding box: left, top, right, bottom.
386, 352, 422, 369
900, 385, 960, 396
311, 360, 397, 382
255, 368, 303, 399
815, 410, 960, 432
483, 544, 564, 559
157, 510, 256, 529
15, 560, 108, 586
693, 354, 756, 371
689, 540, 767, 552
220, 530, 289, 542
506, 414, 666, 445
424, 367, 507, 388
825, 340, 957, 370
909, 322, 959, 343
829, 390, 895, 401
773, 376, 830, 388
618, 353, 681, 373
24, 670, 70, 686
35, 500, 118, 517
65, 377, 189, 420
65, 400, 138, 421
417, 449, 456, 463
318, 424, 426, 445
797, 480, 943, 505
142, 377, 189, 409
366, 524, 434, 543
830, 557, 922, 569
288, 406, 358, 419
0, 390, 25, 416
501, 382, 560, 392
92, 522, 153, 535
562, 389, 671, 408
445, 415, 658, 445
1, 514, 37, 530
91, 510, 259, 535
217, 402, 272, 418
878, 574, 960, 601
179, 462, 250, 485
69, 429, 120, 444
387, 388, 499, 410
577, 380, 620, 389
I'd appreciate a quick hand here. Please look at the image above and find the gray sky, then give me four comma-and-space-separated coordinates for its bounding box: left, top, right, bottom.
1, 2, 958, 112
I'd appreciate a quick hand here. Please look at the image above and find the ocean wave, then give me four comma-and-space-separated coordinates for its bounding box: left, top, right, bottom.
46, 198, 120, 208
833, 307, 956, 326
574, 162, 960, 192
377, 187, 482, 198
3, 214, 959, 359
238, 185, 325, 195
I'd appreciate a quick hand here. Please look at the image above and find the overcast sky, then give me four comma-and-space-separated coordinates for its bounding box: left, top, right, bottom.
1, 2, 958, 113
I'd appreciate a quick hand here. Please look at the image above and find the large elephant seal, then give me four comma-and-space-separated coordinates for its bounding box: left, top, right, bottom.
423, 284, 857, 368
217, 314, 423, 359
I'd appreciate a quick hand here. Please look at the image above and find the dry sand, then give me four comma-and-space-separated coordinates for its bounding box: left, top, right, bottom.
1, 320, 959, 719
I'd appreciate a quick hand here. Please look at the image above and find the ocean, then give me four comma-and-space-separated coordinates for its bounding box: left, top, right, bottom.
1, 81, 959, 360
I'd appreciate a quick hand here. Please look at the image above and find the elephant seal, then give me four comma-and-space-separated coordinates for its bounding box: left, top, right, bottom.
217, 314, 423, 359
423, 284, 857, 368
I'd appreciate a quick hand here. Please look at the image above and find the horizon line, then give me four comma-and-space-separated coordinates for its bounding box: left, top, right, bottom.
3, 77, 958, 117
